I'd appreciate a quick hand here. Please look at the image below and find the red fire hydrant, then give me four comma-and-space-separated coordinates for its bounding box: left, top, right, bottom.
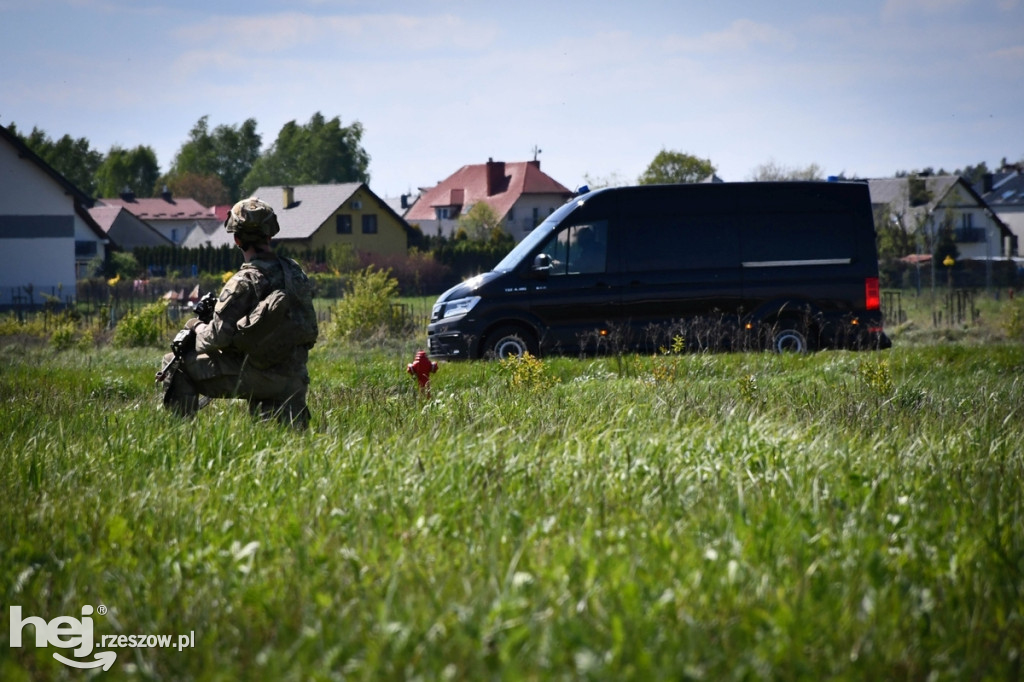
407, 350, 438, 394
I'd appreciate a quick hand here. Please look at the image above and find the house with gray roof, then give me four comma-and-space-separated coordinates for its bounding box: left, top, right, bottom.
980, 168, 1024, 258
868, 175, 1015, 260
184, 183, 413, 257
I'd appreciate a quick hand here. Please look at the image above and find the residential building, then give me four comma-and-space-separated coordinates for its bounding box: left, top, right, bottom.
868, 175, 1015, 260
183, 183, 413, 257
405, 159, 573, 241
0, 125, 108, 307
98, 187, 219, 246
88, 205, 173, 251
383, 192, 419, 219
980, 167, 1024, 257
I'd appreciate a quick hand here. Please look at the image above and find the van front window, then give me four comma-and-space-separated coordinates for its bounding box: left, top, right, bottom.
492, 199, 583, 272
539, 221, 608, 276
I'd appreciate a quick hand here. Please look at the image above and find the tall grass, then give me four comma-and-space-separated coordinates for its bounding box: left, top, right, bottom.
2, 329, 1024, 678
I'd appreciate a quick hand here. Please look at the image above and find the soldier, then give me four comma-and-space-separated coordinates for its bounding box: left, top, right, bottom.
161, 197, 319, 428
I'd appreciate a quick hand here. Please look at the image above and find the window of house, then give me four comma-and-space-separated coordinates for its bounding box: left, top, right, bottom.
75, 241, 97, 258
961, 213, 973, 229
436, 207, 451, 220
362, 214, 378, 234
336, 214, 352, 234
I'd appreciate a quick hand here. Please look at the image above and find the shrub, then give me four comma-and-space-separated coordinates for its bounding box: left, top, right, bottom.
50, 323, 78, 351
329, 266, 408, 343
1003, 298, 1024, 341
497, 351, 556, 390
113, 299, 169, 348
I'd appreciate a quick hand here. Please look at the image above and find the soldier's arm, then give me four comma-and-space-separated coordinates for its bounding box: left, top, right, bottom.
194, 274, 258, 353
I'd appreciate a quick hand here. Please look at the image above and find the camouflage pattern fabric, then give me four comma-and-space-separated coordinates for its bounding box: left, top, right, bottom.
166, 252, 318, 427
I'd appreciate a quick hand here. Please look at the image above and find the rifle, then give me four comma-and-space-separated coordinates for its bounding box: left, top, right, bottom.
155, 292, 217, 383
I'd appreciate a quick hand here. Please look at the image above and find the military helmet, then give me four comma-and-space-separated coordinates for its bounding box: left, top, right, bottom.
224, 197, 280, 238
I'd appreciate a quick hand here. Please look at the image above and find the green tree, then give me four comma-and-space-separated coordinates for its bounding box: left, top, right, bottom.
748, 159, 824, 181
242, 112, 370, 195
637, 149, 715, 185
95, 145, 160, 198
164, 116, 261, 202
933, 210, 960, 264
8, 123, 103, 195
165, 171, 230, 207
908, 175, 933, 207
326, 243, 360, 275
954, 161, 990, 187
456, 202, 504, 241
874, 204, 916, 263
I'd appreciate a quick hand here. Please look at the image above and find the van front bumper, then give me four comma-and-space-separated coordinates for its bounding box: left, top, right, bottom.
427, 324, 473, 359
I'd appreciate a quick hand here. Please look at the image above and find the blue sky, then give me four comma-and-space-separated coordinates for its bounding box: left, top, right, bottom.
2, 0, 1022, 197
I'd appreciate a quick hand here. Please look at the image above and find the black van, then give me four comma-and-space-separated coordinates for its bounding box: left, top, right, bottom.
427, 181, 891, 359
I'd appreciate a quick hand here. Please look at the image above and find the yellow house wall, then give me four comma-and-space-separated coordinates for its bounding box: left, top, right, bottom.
302, 186, 408, 255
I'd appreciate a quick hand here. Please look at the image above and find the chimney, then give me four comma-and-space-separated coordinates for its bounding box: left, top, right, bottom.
120, 186, 135, 202
486, 158, 506, 196
161, 185, 172, 201
401, 193, 409, 209
982, 173, 994, 194
283, 186, 294, 208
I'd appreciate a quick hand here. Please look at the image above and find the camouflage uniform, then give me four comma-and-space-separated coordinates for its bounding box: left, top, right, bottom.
163, 198, 318, 427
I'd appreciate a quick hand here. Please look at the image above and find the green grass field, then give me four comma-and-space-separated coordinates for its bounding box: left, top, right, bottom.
2, 292, 1023, 680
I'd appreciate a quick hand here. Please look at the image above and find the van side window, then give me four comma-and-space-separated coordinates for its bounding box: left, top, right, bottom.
622, 214, 738, 271
539, 221, 608, 276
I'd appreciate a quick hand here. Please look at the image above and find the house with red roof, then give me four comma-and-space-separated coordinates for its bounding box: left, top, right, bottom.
406, 159, 573, 241
98, 187, 220, 246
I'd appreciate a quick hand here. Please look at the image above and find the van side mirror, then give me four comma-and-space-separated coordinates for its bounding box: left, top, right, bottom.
532, 253, 552, 272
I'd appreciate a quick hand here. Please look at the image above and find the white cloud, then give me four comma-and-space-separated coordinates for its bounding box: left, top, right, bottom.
664, 19, 793, 54
176, 11, 497, 54
881, 0, 970, 19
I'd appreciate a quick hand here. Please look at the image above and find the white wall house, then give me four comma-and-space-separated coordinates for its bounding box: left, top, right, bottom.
406, 159, 574, 241
869, 175, 1014, 260
1, 126, 109, 307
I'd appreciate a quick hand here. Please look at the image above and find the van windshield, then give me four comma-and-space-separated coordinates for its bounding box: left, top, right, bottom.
493, 198, 584, 272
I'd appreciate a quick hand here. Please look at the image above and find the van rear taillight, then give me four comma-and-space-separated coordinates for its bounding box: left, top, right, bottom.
865, 277, 880, 311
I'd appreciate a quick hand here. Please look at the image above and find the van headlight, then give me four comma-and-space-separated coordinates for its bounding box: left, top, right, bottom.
441, 296, 480, 319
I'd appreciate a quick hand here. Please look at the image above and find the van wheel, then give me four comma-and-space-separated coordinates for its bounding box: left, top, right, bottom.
770, 321, 809, 353
485, 325, 537, 359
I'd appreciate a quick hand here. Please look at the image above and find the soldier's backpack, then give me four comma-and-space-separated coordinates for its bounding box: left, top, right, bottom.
233, 257, 318, 369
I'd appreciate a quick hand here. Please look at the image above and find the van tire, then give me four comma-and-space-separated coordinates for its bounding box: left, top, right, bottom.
769, 321, 810, 353
485, 325, 537, 359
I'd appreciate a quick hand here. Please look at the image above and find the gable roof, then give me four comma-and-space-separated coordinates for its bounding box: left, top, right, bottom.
249, 183, 413, 241
88, 205, 172, 249
0, 124, 95, 207
868, 175, 1012, 240
98, 192, 214, 222
983, 170, 1024, 211
251, 183, 361, 240
406, 159, 572, 222
867, 175, 962, 215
